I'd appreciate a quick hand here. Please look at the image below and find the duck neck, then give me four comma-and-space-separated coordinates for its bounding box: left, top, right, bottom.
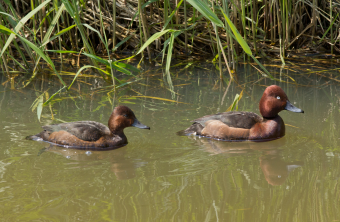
109, 128, 125, 135
261, 115, 285, 138
262, 114, 280, 120
108, 126, 127, 142
108, 113, 125, 136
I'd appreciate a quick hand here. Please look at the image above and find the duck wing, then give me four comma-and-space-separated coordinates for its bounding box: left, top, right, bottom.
193, 111, 262, 129
42, 121, 110, 141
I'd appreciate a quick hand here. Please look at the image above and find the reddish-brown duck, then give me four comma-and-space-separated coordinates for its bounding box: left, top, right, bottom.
180, 85, 304, 142
28, 106, 150, 149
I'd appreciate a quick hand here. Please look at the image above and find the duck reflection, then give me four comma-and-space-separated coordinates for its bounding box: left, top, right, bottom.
40, 145, 147, 180
189, 136, 303, 186
260, 150, 303, 186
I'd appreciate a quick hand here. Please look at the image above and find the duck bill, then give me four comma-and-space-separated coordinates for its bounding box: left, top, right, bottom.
285, 101, 304, 113
132, 118, 150, 130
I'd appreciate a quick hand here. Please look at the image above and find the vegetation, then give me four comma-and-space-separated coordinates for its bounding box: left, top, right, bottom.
0, 0, 339, 92
1, 1, 340, 219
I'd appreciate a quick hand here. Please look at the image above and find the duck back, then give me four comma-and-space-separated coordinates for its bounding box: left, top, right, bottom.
40, 121, 110, 141
194, 111, 263, 129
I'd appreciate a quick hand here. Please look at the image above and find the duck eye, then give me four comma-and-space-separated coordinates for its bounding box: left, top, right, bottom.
123, 114, 128, 118
276, 96, 281, 100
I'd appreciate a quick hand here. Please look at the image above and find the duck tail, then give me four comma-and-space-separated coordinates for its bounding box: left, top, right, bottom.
26, 135, 36, 140
176, 122, 204, 136
25, 135, 41, 140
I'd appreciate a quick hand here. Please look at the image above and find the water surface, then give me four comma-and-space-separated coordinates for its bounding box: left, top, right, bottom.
1, 60, 340, 221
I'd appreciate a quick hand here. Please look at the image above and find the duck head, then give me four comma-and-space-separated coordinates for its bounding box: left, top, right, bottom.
108, 106, 150, 133
259, 85, 304, 118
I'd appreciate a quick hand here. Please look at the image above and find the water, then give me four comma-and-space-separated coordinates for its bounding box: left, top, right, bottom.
1, 61, 340, 221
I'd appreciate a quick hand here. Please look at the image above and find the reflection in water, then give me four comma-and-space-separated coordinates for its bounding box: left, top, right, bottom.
188, 136, 303, 186
42, 145, 147, 180
260, 150, 303, 186
2, 63, 340, 221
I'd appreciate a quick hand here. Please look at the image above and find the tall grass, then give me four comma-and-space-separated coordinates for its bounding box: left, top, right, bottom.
0, 0, 338, 90
0, 0, 140, 95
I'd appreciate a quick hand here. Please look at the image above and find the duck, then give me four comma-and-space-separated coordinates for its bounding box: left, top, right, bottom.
28, 106, 150, 149
180, 85, 304, 142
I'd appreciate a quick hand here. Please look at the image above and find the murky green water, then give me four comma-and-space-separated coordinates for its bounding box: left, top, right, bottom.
1, 61, 340, 221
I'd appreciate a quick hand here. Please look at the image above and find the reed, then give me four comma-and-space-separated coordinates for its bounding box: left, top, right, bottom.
1, 0, 339, 85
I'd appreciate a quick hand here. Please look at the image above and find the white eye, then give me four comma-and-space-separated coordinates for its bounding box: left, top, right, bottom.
276, 96, 280, 100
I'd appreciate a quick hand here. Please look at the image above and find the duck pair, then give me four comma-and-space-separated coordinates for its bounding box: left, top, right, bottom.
28, 85, 304, 149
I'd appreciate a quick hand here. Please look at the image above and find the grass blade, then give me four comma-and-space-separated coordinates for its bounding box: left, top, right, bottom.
44, 86, 66, 105
137, 30, 171, 54
16, 35, 67, 86
186, 0, 224, 27
0, 0, 51, 57
166, 33, 175, 73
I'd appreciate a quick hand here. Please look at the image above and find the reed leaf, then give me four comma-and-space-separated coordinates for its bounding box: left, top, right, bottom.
31, 92, 46, 122
37, 95, 44, 122
83, 23, 108, 52
0, 24, 15, 35
29, 3, 66, 77
15, 34, 67, 86
110, 63, 134, 76
162, 0, 183, 31
186, 0, 224, 27
220, 8, 251, 55
0, 0, 51, 57
68, 65, 120, 90
112, 35, 133, 52
4, 51, 28, 72
47, 50, 79, 54
114, 62, 140, 73
82, 52, 137, 76
44, 86, 66, 105
227, 90, 243, 111
219, 8, 273, 79
82, 52, 110, 66
318, 12, 340, 44
0, 12, 16, 20
133, 96, 188, 104
46, 24, 75, 45
137, 30, 171, 54
165, 33, 175, 74
163, 31, 182, 64
61, 0, 98, 67
142, 0, 159, 9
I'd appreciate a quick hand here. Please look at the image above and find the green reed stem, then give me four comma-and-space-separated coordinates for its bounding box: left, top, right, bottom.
184, 0, 188, 53
241, 0, 246, 44
280, 0, 285, 55
250, 0, 257, 55
112, 0, 116, 50
53, 0, 62, 62
330, 0, 333, 54
212, 0, 222, 78
0, 33, 10, 76
164, 0, 169, 41
207, 21, 216, 55
312, 0, 317, 37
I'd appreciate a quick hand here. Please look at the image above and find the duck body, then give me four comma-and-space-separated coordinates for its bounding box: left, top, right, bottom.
28, 106, 150, 149
182, 85, 303, 142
